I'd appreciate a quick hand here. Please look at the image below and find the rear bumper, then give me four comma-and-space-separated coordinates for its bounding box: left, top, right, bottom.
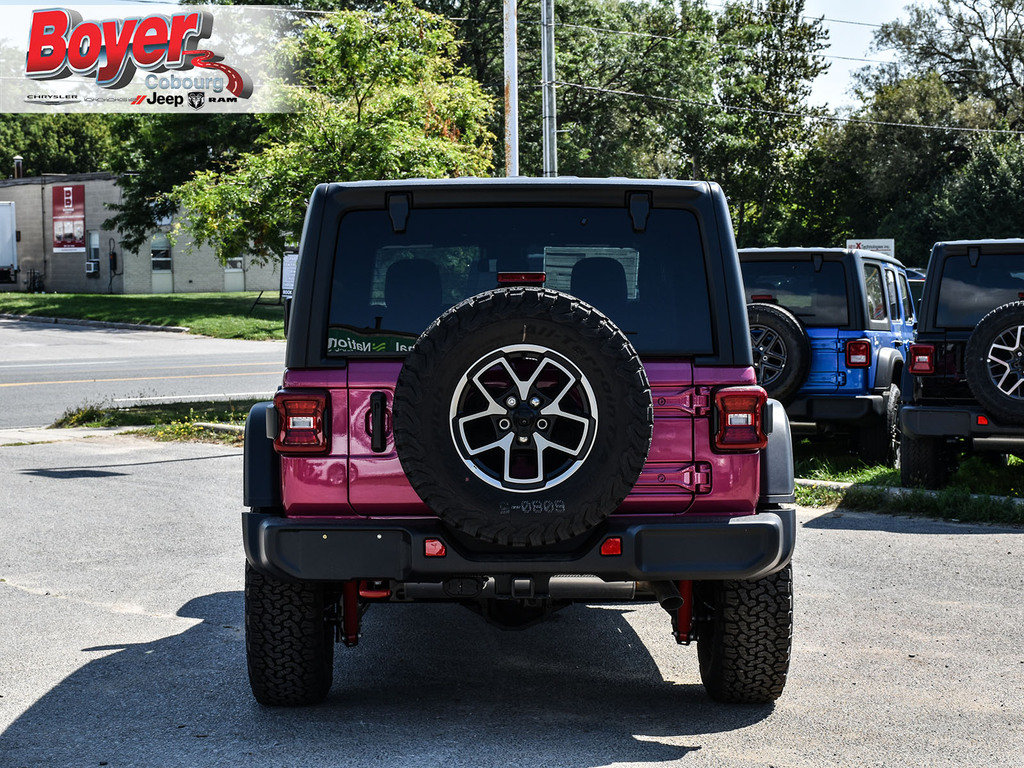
243, 508, 796, 584
787, 394, 884, 422
901, 405, 1024, 447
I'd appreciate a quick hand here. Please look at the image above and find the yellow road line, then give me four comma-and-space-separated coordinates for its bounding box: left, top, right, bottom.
0, 371, 281, 388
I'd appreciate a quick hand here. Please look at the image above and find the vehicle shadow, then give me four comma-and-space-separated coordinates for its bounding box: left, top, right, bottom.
803, 505, 1024, 535
0, 591, 773, 768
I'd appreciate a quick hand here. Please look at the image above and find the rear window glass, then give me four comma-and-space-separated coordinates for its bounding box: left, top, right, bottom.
937, 253, 1024, 327
740, 260, 848, 326
327, 207, 714, 356
864, 264, 887, 321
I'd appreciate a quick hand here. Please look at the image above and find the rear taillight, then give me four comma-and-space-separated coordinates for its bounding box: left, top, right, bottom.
714, 386, 768, 451
273, 389, 329, 454
908, 344, 935, 375
845, 339, 871, 368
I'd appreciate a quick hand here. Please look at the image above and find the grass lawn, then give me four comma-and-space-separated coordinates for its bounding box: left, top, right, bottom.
0, 292, 285, 340
794, 436, 1024, 525
53, 399, 262, 445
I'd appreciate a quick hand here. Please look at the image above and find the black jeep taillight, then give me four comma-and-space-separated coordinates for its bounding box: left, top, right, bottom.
714, 386, 768, 452
273, 389, 329, 454
845, 339, 871, 368
908, 344, 935, 375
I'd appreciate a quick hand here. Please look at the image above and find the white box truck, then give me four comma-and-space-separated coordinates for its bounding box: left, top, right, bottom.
0, 201, 17, 284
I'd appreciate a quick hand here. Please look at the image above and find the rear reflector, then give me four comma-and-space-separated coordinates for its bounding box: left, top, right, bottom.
274, 389, 329, 454
714, 386, 768, 451
845, 339, 871, 368
977, 415, 989, 426
600, 537, 622, 556
497, 272, 546, 285
908, 344, 935, 375
424, 538, 446, 557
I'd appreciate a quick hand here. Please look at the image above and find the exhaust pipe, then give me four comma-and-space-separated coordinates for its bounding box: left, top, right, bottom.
651, 580, 684, 611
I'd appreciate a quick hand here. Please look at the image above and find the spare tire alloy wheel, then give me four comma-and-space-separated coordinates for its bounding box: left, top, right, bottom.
745, 303, 811, 405
965, 301, 1024, 426
394, 288, 653, 548
986, 324, 1024, 400
750, 325, 789, 391
451, 344, 598, 491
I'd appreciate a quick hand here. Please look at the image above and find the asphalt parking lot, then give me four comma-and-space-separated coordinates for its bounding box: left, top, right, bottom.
0, 435, 1022, 768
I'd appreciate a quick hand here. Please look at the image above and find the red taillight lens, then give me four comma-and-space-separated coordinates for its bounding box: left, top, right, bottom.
600, 537, 622, 556
908, 344, 935, 375
977, 415, 989, 426
846, 339, 872, 368
273, 389, 329, 454
714, 386, 768, 451
424, 538, 446, 557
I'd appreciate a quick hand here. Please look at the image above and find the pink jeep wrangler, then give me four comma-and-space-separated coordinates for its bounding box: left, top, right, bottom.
243, 179, 796, 706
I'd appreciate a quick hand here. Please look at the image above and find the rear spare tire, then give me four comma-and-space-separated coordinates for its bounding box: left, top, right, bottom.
747, 304, 811, 405
393, 287, 653, 547
965, 301, 1024, 426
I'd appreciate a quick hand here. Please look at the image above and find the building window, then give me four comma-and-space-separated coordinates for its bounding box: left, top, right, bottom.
151, 232, 172, 272
86, 231, 101, 275
225, 257, 243, 271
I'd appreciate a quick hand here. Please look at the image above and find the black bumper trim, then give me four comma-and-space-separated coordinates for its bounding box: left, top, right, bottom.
243, 509, 797, 583
787, 394, 884, 421
901, 405, 1024, 443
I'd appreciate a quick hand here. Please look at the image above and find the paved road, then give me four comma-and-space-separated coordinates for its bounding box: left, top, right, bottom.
0, 320, 284, 428
1, 435, 1022, 768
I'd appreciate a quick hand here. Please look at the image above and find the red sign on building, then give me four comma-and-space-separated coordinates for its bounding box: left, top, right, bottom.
52, 184, 85, 253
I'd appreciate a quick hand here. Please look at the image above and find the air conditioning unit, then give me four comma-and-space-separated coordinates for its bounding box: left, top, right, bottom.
85, 260, 99, 276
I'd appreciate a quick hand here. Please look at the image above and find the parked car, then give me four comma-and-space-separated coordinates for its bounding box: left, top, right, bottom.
900, 239, 1024, 488
243, 178, 796, 706
905, 268, 926, 311
738, 247, 917, 464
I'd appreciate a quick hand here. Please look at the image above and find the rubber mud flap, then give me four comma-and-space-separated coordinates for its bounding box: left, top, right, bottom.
393, 287, 653, 547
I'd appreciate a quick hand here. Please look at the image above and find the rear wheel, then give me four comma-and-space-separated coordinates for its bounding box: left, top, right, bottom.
900, 433, 955, 489
696, 564, 793, 704
245, 562, 334, 706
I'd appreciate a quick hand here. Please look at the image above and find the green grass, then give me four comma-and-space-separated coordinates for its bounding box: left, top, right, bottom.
52, 400, 258, 445
0, 292, 285, 340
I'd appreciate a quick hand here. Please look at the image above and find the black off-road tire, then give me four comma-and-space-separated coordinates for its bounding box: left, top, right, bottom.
245, 562, 334, 706
393, 287, 653, 548
965, 301, 1024, 426
696, 564, 793, 704
858, 383, 901, 466
747, 304, 811, 405
899, 433, 955, 489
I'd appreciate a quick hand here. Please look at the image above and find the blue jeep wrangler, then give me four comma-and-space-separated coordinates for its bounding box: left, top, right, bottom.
738, 248, 917, 464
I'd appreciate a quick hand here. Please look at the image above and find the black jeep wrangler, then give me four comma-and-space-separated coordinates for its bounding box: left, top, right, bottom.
901, 239, 1024, 487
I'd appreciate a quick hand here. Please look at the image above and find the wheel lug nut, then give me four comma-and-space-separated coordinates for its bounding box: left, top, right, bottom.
530, 396, 541, 407
518, 435, 529, 444
506, 396, 517, 407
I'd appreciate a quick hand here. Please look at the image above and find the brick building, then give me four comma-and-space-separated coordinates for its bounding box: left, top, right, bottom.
0, 173, 279, 294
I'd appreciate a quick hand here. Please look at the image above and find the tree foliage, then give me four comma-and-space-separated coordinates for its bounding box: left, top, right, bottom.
172, 1, 495, 264
0, 115, 117, 176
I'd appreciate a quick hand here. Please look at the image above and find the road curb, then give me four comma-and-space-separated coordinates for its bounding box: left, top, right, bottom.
0, 313, 190, 333
795, 477, 1024, 506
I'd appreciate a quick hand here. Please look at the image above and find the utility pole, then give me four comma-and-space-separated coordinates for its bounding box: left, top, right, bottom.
540, 0, 557, 177
503, 0, 519, 176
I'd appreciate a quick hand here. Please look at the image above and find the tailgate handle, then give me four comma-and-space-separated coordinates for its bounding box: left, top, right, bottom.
369, 392, 387, 453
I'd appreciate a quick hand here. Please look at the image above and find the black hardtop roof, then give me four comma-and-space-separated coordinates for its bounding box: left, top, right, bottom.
738, 246, 907, 269
326, 176, 709, 193
933, 238, 1024, 250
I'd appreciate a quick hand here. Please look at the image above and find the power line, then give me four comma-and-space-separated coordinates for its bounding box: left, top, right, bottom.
555, 80, 1024, 135
554, 21, 893, 65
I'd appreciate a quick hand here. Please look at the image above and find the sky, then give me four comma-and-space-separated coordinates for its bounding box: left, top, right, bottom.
0, 0, 914, 110
804, 0, 907, 107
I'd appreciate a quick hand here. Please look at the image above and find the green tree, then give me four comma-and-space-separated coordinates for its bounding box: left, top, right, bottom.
173, 1, 495, 264
0, 114, 117, 177
933, 135, 1024, 240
